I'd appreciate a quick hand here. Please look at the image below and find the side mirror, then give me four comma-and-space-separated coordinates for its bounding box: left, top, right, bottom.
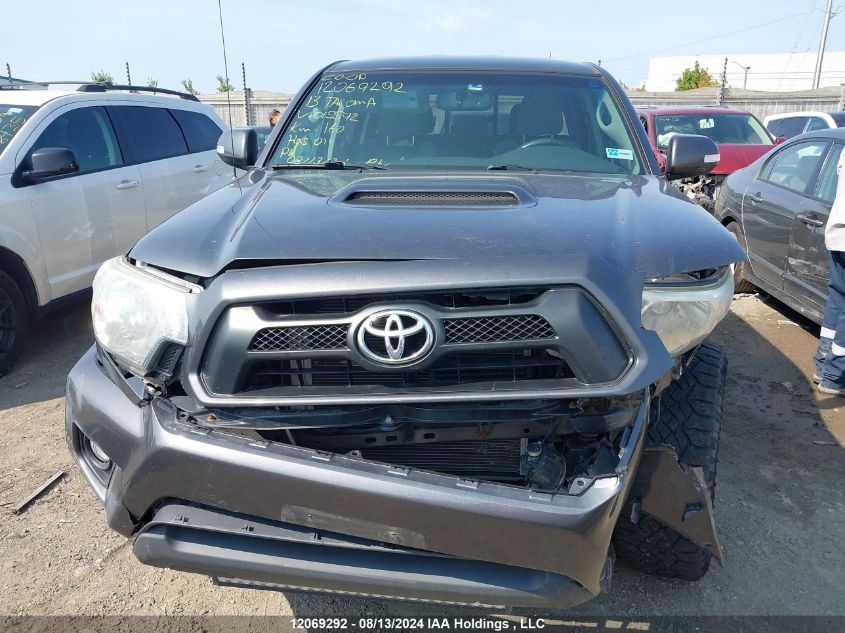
217, 128, 259, 170
22, 147, 79, 182
664, 134, 720, 180
775, 135, 786, 145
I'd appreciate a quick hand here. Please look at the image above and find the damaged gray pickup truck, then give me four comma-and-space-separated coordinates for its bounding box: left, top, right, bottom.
66, 57, 743, 608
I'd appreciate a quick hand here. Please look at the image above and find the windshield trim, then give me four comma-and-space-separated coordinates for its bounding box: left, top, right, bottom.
262, 67, 653, 176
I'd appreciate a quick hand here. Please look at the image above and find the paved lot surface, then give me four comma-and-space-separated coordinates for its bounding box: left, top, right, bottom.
0, 294, 843, 619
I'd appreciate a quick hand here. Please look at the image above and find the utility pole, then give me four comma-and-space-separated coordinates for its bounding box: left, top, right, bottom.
716, 57, 728, 106
731, 61, 751, 89
813, 0, 834, 89
125, 61, 131, 86
5, 63, 11, 83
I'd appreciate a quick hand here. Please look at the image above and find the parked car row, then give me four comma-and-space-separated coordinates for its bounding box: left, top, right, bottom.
0, 82, 232, 373
632, 102, 845, 324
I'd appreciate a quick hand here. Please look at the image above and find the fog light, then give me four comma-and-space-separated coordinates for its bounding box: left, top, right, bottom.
88, 439, 111, 468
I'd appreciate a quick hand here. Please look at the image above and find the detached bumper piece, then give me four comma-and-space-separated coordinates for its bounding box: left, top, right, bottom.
134, 502, 597, 609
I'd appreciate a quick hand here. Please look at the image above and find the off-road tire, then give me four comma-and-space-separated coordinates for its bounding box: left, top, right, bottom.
0, 271, 29, 377
725, 221, 757, 294
612, 341, 727, 581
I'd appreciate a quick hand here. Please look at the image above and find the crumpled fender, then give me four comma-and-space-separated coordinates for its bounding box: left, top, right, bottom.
630, 445, 724, 565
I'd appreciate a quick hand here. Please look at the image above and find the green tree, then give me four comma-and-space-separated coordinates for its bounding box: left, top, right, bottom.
146, 77, 158, 88
90, 69, 113, 84
180, 78, 199, 95
675, 62, 719, 91
215, 74, 234, 93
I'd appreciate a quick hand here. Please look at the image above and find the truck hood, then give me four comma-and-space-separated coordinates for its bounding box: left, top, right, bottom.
129, 170, 744, 280
710, 143, 773, 175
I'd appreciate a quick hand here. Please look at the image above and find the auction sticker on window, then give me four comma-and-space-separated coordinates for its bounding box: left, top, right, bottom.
606, 147, 634, 160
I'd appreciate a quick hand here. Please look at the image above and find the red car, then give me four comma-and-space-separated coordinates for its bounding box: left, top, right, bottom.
638, 106, 777, 211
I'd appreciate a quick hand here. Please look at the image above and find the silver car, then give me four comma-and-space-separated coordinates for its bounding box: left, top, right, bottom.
0, 82, 233, 374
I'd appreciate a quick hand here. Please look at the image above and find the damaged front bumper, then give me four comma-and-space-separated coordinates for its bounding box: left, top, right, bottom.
65, 343, 729, 608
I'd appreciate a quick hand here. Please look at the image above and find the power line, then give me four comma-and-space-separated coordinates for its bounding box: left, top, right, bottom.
604, 10, 818, 63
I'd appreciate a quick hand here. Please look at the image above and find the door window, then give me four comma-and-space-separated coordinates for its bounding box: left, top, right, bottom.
760, 140, 828, 194
31, 106, 122, 173
805, 117, 829, 132
814, 143, 844, 204
776, 116, 810, 139
170, 109, 223, 153
112, 106, 188, 163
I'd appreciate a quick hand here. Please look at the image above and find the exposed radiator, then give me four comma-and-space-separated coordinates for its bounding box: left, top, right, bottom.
360, 439, 525, 481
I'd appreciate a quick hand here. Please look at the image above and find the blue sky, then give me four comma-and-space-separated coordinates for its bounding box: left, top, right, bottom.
2, 0, 842, 93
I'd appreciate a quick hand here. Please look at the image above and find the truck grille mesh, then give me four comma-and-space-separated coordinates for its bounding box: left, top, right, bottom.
444, 315, 555, 344
250, 325, 348, 352
248, 315, 556, 352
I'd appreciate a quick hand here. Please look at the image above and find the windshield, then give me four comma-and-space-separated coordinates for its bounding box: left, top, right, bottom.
654, 113, 772, 148
0, 104, 38, 155
271, 71, 643, 175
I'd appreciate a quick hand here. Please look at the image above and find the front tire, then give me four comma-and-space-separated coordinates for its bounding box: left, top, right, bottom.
0, 271, 29, 376
612, 342, 727, 581
725, 221, 756, 294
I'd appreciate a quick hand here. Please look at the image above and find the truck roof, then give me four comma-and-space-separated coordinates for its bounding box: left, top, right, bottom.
329, 56, 601, 76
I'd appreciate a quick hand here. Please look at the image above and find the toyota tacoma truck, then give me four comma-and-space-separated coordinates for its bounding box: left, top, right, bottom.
66, 57, 742, 609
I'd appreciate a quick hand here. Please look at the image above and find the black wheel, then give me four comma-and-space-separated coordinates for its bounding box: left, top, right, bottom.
612, 341, 727, 581
725, 221, 757, 293
0, 271, 29, 376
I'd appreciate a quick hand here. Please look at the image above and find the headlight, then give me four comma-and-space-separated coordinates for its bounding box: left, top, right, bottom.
641, 268, 733, 357
91, 257, 200, 375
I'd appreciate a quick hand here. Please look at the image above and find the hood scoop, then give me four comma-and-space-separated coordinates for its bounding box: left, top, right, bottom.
343, 190, 521, 207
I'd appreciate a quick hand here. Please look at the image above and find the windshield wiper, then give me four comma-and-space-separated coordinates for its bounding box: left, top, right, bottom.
273, 160, 387, 171
486, 164, 536, 171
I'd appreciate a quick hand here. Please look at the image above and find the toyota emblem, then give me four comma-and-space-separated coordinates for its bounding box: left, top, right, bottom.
356, 309, 435, 365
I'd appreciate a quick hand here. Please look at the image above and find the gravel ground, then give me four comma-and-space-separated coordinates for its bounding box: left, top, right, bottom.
0, 293, 843, 621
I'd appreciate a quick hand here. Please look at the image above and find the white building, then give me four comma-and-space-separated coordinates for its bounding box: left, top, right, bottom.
646, 52, 845, 92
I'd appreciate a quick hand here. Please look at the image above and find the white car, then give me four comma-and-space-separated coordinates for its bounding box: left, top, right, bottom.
0, 82, 233, 374
764, 110, 845, 140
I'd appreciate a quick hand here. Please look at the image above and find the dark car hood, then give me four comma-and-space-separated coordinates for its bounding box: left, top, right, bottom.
130, 170, 744, 279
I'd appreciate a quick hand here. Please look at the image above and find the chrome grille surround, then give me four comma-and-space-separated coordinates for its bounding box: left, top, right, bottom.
198, 286, 632, 402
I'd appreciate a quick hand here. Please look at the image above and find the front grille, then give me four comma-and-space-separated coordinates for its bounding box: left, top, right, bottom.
198, 285, 632, 400
444, 315, 555, 344
244, 350, 571, 391
344, 191, 520, 206
360, 439, 523, 480
250, 325, 348, 352
258, 287, 547, 317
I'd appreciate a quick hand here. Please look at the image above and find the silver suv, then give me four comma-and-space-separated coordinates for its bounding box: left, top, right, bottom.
0, 82, 232, 374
